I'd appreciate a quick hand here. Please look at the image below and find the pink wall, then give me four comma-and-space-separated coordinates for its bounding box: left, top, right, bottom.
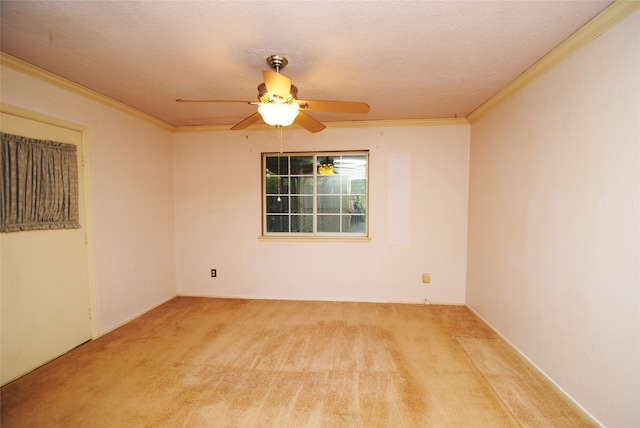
1, 65, 177, 334
466, 10, 640, 427
173, 125, 470, 304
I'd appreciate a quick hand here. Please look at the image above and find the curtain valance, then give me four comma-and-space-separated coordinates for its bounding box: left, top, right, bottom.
1, 132, 80, 232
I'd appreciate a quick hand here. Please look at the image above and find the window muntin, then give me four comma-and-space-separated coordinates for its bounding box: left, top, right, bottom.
263, 152, 368, 236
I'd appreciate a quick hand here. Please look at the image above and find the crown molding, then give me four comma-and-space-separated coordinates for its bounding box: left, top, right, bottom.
173, 117, 469, 133
172, 124, 237, 133
325, 118, 470, 128
467, 0, 640, 123
1, 52, 174, 131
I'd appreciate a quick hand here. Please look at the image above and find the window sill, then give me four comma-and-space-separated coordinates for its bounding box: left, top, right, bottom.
258, 236, 371, 243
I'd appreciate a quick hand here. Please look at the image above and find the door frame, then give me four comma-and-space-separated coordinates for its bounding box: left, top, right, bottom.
1, 103, 98, 339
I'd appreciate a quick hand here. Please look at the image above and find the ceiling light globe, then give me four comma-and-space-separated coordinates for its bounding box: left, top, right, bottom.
258, 103, 299, 127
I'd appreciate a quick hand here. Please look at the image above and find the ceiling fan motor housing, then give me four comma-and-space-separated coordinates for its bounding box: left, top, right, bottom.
258, 83, 298, 103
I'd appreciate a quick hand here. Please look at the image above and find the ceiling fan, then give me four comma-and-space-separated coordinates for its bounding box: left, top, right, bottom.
176, 55, 370, 133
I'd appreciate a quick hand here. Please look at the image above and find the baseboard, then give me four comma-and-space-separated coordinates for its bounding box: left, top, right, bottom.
97, 294, 178, 337
177, 293, 465, 306
465, 305, 603, 427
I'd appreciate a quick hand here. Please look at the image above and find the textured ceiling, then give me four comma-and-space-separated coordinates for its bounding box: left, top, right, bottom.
0, 1, 612, 127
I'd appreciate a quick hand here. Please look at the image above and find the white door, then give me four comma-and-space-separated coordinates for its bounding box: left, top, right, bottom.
1, 110, 93, 385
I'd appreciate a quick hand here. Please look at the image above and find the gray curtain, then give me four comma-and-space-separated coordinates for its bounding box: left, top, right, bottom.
1, 132, 80, 232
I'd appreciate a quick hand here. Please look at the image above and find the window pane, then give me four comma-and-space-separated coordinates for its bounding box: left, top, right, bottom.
317, 195, 340, 213
318, 215, 340, 232
317, 156, 336, 175
265, 176, 278, 194
344, 214, 366, 233
344, 195, 366, 214
317, 176, 341, 194
265, 177, 288, 195
296, 176, 313, 195
266, 196, 289, 213
281, 178, 290, 194
290, 156, 314, 175
265, 156, 289, 175
336, 155, 367, 178
290, 177, 313, 195
348, 178, 367, 195
266, 215, 289, 232
291, 215, 313, 233
342, 196, 351, 212
291, 196, 313, 213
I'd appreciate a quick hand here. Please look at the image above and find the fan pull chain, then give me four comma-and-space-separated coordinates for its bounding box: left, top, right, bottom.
277, 125, 282, 201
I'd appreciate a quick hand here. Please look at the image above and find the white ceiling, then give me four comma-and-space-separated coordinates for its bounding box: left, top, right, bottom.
0, 1, 612, 128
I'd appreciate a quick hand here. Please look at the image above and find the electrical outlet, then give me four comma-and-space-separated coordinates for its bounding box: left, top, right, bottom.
211, 269, 217, 278
422, 273, 431, 283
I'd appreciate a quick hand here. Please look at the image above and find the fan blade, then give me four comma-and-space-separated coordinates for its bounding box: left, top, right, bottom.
176, 99, 256, 104
295, 112, 326, 133
231, 112, 262, 130
296, 100, 370, 114
262, 70, 292, 100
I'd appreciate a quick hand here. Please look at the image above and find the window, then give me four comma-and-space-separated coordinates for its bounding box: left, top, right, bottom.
263, 151, 368, 237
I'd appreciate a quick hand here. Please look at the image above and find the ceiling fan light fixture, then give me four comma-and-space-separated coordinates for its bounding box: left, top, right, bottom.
258, 103, 299, 127
177, 55, 368, 133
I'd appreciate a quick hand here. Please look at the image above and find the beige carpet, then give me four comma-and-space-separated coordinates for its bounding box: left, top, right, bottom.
1, 297, 595, 427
